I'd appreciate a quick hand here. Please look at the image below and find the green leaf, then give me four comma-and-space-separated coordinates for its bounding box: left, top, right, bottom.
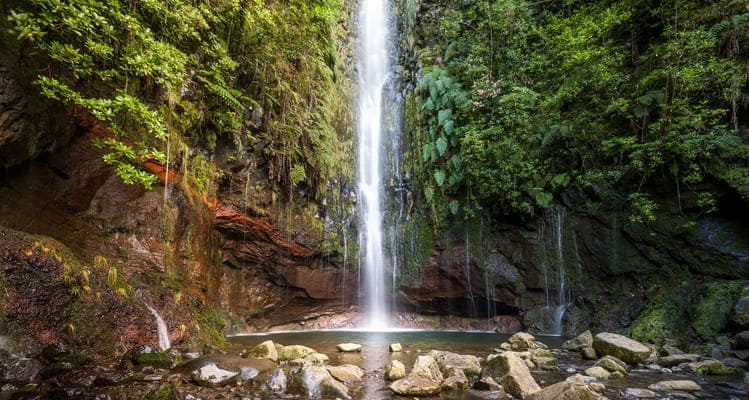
450, 154, 462, 170
551, 173, 569, 189
448, 200, 460, 214
436, 137, 448, 156
422, 143, 434, 162
534, 191, 553, 207
443, 120, 455, 135
438, 109, 452, 126
434, 170, 446, 186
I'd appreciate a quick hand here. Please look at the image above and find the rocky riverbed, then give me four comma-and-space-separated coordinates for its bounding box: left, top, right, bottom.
1, 330, 748, 399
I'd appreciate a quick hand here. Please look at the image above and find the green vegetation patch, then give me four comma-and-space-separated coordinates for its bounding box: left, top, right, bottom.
692, 281, 741, 341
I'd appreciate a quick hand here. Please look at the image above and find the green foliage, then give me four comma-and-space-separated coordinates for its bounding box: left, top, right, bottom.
406, 0, 749, 222
7, 0, 351, 198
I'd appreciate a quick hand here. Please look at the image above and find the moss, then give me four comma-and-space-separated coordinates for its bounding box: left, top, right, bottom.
630, 283, 691, 344
133, 352, 177, 369
692, 281, 741, 341
191, 305, 228, 347
188, 152, 216, 196
144, 382, 180, 400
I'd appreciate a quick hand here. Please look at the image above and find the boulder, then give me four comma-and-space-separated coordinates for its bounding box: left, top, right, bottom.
648, 380, 702, 391
594, 355, 628, 375
385, 360, 406, 381
390, 375, 442, 396
659, 354, 700, 367
336, 343, 362, 352
684, 359, 738, 375
508, 332, 546, 351
482, 352, 541, 398
429, 350, 482, 376
584, 366, 610, 379
244, 340, 278, 361
291, 365, 338, 397
733, 331, 749, 350
191, 363, 238, 387
268, 368, 287, 393
132, 350, 176, 369
278, 345, 316, 360
411, 355, 443, 382
732, 296, 749, 328
325, 364, 363, 384
304, 352, 329, 365
442, 368, 468, 391
562, 330, 594, 352
473, 376, 503, 391
582, 347, 598, 360
593, 333, 650, 364
624, 388, 657, 398
320, 376, 351, 399
389, 343, 402, 352
526, 380, 605, 400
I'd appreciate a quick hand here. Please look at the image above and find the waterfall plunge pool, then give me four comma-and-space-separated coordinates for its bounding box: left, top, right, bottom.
228, 330, 748, 400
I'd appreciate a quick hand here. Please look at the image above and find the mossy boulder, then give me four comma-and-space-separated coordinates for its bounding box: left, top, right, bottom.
732, 296, 749, 328
243, 340, 278, 362
278, 345, 316, 360
693, 282, 741, 341
594, 355, 628, 375
562, 330, 594, 352
428, 350, 482, 376
133, 351, 177, 369
593, 333, 650, 365
482, 352, 541, 398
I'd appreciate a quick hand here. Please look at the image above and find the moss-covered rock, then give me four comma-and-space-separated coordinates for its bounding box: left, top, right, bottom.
693, 281, 741, 341
133, 351, 177, 369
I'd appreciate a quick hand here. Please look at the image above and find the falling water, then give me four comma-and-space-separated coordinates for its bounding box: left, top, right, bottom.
144, 302, 171, 351
543, 206, 571, 336
358, 0, 390, 329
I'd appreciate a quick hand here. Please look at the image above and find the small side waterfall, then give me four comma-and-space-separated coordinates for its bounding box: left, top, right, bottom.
357, 0, 391, 329
542, 206, 571, 336
144, 302, 171, 351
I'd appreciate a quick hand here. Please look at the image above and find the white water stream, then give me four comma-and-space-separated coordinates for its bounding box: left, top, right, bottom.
144, 302, 171, 351
358, 0, 390, 329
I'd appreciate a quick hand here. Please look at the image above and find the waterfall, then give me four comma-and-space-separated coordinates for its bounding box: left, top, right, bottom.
358, 0, 390, 329
542, 205, 571, 336
144, 302, 171, 351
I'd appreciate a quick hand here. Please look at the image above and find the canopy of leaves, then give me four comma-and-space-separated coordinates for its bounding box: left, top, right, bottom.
5, 0, 350, 196
406, 0, 749, 223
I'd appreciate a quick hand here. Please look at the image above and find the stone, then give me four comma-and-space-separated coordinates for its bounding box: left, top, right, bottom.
325, 364, 363, 383
278, 345, 316, 360
584, 366, 611, 379
566, 373, 597, 386
723, 357, 748, 369
593, 332, 651, 364
562, 330, 594, 352
268, 368, 287, 393
319, 377, 350, 399
589, 382, 606, 392
648, 380, 702, 391
293, 365, 335, 397
624, 388, 657, 398
531, 355, 558, 370
473, 376, 502, 391
94, 370, 135, 386
0, 357, 42, 383
733, 331, 749, 350
732, 296, 749, 328
481, 352, 541, 398
191, 363, 238, 387
660, 344, 685, 356
390, 375, 442, 396
684, 359, 739, 375
412, 355, 444, 382
508, 332, 545, 351
304, 352, 329, 365
389, 343, 402, 352
441, 368, 468, 391
385, 360, 406, 381
659, 354, 700, 367
336, 343, 362, 352
132, 351, 176, 369
526, 380, 606, 400
144, 382, 180, 400
582, 347, 598, 360
429, 350, 482, 376
244, 340, 278, 362
594, 355, 628, 375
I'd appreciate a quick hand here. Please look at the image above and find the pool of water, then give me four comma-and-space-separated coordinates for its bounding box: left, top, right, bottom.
228, 330, 749, 400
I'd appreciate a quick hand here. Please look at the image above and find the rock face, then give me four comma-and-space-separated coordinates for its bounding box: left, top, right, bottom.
482, 352, 541, 398
593, 333, 650, 364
